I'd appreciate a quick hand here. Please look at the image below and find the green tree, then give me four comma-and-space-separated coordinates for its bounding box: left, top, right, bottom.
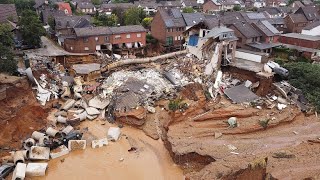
283, 62, 320, 111
18, 10, 45, 47
48, 15, 55, 30
0, 24, 17, 74
124, 7, 146, 25
233, 5, 241, 11
91, 0, 101, 5
112, 7, 125, 25
182, 7, 195, 13
93, 14, 118, 26
141, 17, 152, 28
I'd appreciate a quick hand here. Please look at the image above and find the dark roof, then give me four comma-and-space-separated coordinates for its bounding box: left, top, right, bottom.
288, 13, 307, 23
110, 25, 146, 34
253, 20, 280, 36
231, 22, 262, 38
267, 17, 285, 25
100, 3, 135, 10
133, 1, 158, 8
74, 27, 112, 37
78, 2, 95, 9
182, 0, 200, 7
0, 4, 18, 23
220, 12, 245, 25
158, 9, 186, 28
258, 7, 282, 15
55, 15, 91, 30
292, 1, 304, 8
33, 0, 46, 9
204, 17, 221, 29
182, 13, 205, 27
41, 8, 66, 24
295, 6, 319, 21
303, 20, 320, 30
158, 1, 182, 7
215, 0, 244, 5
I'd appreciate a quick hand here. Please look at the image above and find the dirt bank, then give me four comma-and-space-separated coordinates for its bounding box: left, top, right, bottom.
0, 78, 48, 157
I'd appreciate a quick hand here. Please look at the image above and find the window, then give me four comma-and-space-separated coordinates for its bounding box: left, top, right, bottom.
84, 47, 89, 51
115, 35, 121, 39
105, 36, 109, 42
166, 36, 173, 46
176, 27, 179, 31
126, 34, 131, 38
174, 36, 178, 41
83, 37, 89, 42
70, 46, 73, 50
137, 33, 141, 37
95, 37, 99, 41
167, 28, 170, 32
223, 33, 227, 38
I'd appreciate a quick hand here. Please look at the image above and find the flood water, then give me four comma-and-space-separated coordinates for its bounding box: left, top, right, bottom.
31, 121, 184, 180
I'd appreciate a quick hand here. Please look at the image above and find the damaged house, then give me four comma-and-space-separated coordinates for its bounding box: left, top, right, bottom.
63, 25, 146, 55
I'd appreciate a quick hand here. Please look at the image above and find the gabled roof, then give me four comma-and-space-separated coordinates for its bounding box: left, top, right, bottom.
182, 13, 205, 27
303, 20, 320, 30
204, 17, 221, 29
280, 33, 320, 41
258, 7, 282, 15
215, 0, 244, 5
55, 15, 91, 30
78, 2, 95, 9
110, 25, 146, 34
230, 22, 262, 38
100, 3, 135, 10
133, 1, 158, 8
57, 2, 72, 15
158, 1, 182, 7
220, 12, 245, 25
33, 0, 46, 9
205, 26, 234, 38
0, 4, 18, 23
74, 27, 112, 37
158, 9, 186, 28
183, 0, 200, 7
253, 20, 280, 36
295, 6, 319, 21
288, 13, 308, 23
42, 8, 66, 24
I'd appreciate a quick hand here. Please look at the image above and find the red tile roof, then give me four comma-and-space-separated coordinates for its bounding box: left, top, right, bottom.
57, 2, 72, 15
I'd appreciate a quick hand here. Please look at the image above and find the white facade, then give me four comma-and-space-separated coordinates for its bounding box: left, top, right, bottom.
301, 25, 320, 36
253, 1, 266, 8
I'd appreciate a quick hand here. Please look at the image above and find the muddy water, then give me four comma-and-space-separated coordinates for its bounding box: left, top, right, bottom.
32, 121, 184, 180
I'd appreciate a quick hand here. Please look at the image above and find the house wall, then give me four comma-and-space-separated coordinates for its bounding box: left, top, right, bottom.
203, 1, 220, 13
263, 35, 279, 43
301, 26, 320, 36
279, 36, 320, 49
111, 31, 146, 45
64, 35, 111, 53
229, 26, 247, 48
151, 12, 167, 44
285, 16, 308, 33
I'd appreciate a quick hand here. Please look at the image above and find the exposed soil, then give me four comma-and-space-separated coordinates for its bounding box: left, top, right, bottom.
0, 78, 48, 158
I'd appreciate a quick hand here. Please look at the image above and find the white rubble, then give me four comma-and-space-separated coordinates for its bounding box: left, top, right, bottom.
50, 145, 69, 159
91, 138, 108, 148
12, 163, 26, 180
107, 127, 121, 141
26, 163, 48, 176
88, 96, 110, 109
29, 146, 50, 160
68, 140, 87, 151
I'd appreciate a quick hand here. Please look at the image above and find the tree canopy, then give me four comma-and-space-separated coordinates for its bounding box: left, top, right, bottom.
283, 62, 320, 111
18, 10, 45, 47
141, 17, 152, 28
0, 24, 17, 74
233, 5, 241, 11
93, 14, 118, 26
182, 7, 195, 13
124, 7, 146, 25
0, 0, 35, 14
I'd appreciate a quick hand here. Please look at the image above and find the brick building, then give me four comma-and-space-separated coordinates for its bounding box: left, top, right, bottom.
63, 25, 146, 54
151, 9, 186, 51
203, 0, 245, 13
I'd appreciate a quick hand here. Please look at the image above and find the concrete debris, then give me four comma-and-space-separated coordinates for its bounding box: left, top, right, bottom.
29, 146, 50, 160
91, 138, 108, 148
54, 111, 67, 117
74, 111, 88, 121
61, 99, 76, 111
62, 125, 74, 136
227, 144, 237, 151
12, 163, 26, 180
107, 127, 121, 141
147, 106, 156, 114
31, 131, 46, 141
26, 163, 48, 176
68, 140, 87, 151
50, 145, 69, 159
85, 107, 101, 116
13, 151, 25, 165
228, 117, 238, 128
23, 138, 35, 150
87, 114, 98, 120
57, 115, 67, 123
88, 96, 110, 109
277, 103, 287, 110
214, 132, 223, 139
224, 85, 259, 103
46, 127, 61, 138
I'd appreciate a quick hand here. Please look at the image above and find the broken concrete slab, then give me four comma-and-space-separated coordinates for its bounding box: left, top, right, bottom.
68, 140, 86, 151
46, 127, 61, 138
88, 96, 110, 109
87, 114, 98, 120
85, 107, 100, 116
61, 99, 76, 111
62, 125, 74, 136
147, 106, 156, 114
50, 145, 69, 159
37, 136, 49, 147
13, 151, 25, 165
29, 146, 50, 160
54, 111, 67, 117
12, 162, 26, 180
74, 111, 87, 121
214, 132, 223, 139
91, 138, 108, 148
107, 127, 121, 141
224, 85, 259, 103
68, 108, 84, 114
26, 163, 47, 177
23, 138, 35, 150
31, 131, 46, 141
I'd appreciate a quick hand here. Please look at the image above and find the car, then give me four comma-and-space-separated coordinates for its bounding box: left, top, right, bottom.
0, 163, 14, 179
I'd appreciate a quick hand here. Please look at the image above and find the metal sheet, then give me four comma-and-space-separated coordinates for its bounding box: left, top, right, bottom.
224, 85, 259, 103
